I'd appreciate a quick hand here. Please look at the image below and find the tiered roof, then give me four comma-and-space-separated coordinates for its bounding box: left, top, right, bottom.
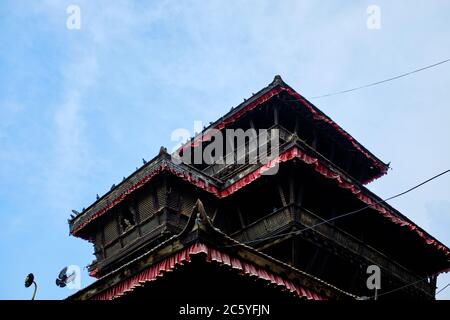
69, 76, 450, 270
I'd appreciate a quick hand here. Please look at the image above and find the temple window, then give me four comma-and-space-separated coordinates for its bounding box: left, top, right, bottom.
120, 208, 136, 233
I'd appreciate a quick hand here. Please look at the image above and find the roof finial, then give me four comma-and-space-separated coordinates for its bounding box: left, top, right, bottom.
272, 74, 284, 86
159, 146, 168, 155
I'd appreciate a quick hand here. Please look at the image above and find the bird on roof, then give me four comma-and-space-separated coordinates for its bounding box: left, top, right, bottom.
96, 194, 100, 200
159, 146, 168, 155
142, 158, 147, 164
71, 209, 80, 216
110, 184, 116, 190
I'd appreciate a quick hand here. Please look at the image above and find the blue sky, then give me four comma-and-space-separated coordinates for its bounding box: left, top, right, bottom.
0, 0, 449, 300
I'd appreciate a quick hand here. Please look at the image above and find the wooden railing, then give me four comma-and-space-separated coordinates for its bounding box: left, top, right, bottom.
231, 204, 434, 297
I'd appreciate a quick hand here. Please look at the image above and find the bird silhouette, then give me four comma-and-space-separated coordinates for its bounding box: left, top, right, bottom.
56, 267, 76, 288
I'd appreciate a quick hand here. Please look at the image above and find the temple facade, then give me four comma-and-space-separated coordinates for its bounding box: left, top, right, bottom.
68, 76, 450, 300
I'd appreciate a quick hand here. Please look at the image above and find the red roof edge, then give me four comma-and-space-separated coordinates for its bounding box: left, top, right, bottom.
72, 143, 450, 262
176, 77, 388, 184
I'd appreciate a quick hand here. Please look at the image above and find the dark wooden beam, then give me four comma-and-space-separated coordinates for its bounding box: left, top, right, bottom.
237, 208, 246, 229
291, 236, 301, 268
296, 181, 304, 207
317, 252, 330, 277
311, 130, 318, 150
294, 115, 299, 134
289, 177, 295, 204
211, 207, 219, 224
274, 105, 279, 125
329, 141, 336, 163
249, 118, 255, 130
306, 247, 320, 273
278, 183, 288, 207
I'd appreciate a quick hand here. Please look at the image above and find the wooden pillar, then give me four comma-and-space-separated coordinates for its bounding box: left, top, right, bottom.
237, 208, 246, 229
211, 207, 218, 224
329, 205, 337, 225
345, 154, 353, 173
317, 252, 330, 277
249, 118, 255, 130
295, 181, 304, 222
329, 141, 336, 162
289, 177, 295, 205
312, 130, 318, 150
101, 227, 106, 259
277, 183, 287, 207
131, 199, 142, 237
289, 177, 296, 216
296, 182, 304, 207
306, 248, 320, 273
349, 265, 361, 291
294, 115, 299, 135
291, 236, 301, 268
115, 214, 124, 248
274, 105, 279, 126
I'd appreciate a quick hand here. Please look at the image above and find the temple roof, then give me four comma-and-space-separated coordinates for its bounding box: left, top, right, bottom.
68, 200, 355, 300
69, 137, 450, 267
178, 75, 389, 183
68, 75, 449, 271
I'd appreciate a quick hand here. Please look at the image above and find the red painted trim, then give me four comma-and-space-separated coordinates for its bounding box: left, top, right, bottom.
283, 87, 387, 177
178, 86, 285, 153
72, 146, 450, 258
177, 85, 387, 180
71, 163, 220, 237
91, 243, 325, 300
219, 146, 450, 258
89, 268, 100, 279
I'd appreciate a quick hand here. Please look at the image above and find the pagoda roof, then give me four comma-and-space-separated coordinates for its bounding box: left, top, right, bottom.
69, 137, 450, 267
68, 200, 355, 300
178, 75, 389, 184
69, 149, 222, 237
68, 76, 449, 273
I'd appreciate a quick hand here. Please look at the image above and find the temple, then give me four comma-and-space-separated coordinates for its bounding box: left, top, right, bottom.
68, 76, 450, 300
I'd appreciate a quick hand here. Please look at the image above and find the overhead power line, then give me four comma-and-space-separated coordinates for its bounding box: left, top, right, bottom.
224, 168, 450, 248
436, 282, 450, 296
308, 58, 450, 99
367, 273, 450, 300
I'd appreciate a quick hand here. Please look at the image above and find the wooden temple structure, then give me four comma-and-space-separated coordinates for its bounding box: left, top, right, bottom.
68, 76, 450, 300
